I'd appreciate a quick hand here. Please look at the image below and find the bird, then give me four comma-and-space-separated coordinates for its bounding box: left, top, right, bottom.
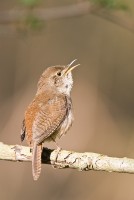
21, 59, 80, 181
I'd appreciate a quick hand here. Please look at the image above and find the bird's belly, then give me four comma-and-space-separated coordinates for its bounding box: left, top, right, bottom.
46, 110, 73, 142
57, 110, 73, 139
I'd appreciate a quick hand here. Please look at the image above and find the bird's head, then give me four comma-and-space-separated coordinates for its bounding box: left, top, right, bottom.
37, 60, 80, 95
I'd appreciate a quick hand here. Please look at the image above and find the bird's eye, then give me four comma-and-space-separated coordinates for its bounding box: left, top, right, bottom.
57, 72, 61, 76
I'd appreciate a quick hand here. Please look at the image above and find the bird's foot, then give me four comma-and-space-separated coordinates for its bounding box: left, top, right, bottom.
52, 146, 62, 168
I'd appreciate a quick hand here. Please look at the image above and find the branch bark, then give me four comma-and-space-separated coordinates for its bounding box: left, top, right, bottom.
0, 1, 134, 33
1, 142, 134, 174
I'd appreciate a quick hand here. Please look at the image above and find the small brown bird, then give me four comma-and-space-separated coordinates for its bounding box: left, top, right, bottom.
21, 60, 79, 180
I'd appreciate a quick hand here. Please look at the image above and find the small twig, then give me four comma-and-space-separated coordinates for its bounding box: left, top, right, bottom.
0, 142, 134, 174
91, 9, 134, 33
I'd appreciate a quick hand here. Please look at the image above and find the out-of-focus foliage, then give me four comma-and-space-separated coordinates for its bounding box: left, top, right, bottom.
20, 0, 129, 10
19, 0, 40, 7
17, 0, 129, 33
91, 0, 129, 10
25, 14, 44, 30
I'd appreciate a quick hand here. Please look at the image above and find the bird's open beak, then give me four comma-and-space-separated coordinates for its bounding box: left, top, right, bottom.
63, 59, 80, 76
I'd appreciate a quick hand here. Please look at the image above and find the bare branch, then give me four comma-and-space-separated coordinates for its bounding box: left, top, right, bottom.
0, 2, 133, 33
0, 2, 91, 24
1, 142, 134, 174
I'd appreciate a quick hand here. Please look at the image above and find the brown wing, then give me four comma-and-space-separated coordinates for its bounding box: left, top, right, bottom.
32, 94, 67, 144
24, 99, 40, 146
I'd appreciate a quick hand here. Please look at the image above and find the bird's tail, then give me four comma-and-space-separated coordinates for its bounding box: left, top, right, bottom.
32, 142, 42, 181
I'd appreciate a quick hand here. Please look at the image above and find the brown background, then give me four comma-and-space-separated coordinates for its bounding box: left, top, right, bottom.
0, 0, 134, 199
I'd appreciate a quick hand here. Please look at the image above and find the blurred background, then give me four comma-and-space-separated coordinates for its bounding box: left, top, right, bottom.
0, 0, 134, 199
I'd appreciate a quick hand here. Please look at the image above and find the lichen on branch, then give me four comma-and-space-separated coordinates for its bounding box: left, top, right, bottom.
0, 142, 134, 174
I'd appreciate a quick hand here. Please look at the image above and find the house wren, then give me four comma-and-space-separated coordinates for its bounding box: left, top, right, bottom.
21, 60, 80, 181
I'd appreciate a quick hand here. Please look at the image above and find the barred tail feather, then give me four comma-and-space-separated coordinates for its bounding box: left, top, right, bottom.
32, 143, 42, 181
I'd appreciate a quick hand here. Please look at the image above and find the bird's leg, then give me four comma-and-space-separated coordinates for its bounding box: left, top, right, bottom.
51, 137, 62, 167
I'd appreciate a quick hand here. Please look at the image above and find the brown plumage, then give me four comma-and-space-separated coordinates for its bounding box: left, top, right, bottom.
21, 60, 80, 180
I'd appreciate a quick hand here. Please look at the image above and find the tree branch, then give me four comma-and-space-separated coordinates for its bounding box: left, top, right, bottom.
0, 2, 91, 24
0, 1, 134, 33
1, 142, 134, 174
